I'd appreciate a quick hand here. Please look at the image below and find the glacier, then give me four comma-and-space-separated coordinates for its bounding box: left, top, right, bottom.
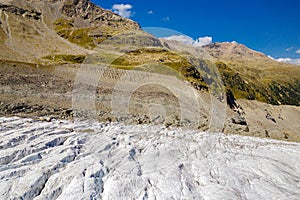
0, 116, 299, 199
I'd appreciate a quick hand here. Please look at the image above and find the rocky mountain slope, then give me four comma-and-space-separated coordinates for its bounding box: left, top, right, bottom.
0, 0, 139, 62
0, 0, 299, 142
160, 39, 300, 106
203, 42, 300, 105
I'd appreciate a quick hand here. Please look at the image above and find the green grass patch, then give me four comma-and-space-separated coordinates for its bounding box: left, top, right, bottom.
53, 17, 125, 49
43, 54, 86, 64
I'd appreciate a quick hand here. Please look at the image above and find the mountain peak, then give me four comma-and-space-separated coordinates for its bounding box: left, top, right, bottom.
203, 42, 267, 61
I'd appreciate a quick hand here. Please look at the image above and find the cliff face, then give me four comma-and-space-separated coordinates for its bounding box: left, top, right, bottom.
4, 0, 139, 27
53, 0, 140, 30
0, 3, 41, 20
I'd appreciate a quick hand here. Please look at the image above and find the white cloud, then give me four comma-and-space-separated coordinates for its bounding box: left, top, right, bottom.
112, 4, 133, 18
163, 35, 194, 45
276, 58, 300, 65
193, 36, 213, 47
285, 46, 294, 51
163, 17, 170, 22
296, 49, 300, 54
163, 35, 212, 47
269, 56, 300, 65
275, 58, 292, 62
147, 10, 154, 14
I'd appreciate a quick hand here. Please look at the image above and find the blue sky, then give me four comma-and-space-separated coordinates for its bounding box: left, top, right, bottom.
92, 0, 300, 62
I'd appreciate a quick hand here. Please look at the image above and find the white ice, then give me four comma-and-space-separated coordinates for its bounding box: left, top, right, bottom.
0, 117, 299, 199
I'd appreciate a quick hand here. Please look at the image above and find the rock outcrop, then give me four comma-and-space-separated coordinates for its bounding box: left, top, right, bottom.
0, 3, 41, 20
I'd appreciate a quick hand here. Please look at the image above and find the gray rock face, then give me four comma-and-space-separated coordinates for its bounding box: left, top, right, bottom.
0, 3, 41, 20
0, 117, 300, 199
36, 0, 140, 29
231, 115, 247, 125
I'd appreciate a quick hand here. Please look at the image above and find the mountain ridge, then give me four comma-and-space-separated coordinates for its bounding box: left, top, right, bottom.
0, 0, 299, 142
0, 0, 299, 106
0, 0, 140, 62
